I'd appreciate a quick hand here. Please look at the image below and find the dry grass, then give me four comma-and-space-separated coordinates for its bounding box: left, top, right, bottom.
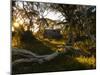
75, 55, 96, 68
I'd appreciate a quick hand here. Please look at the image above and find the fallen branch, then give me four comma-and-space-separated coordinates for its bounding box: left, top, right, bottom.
12, 58, 44, 65
12, 48, 60, 65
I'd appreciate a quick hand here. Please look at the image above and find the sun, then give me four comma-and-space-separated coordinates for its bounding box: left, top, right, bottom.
12, 26, 14, 32
13, 22, 19, 28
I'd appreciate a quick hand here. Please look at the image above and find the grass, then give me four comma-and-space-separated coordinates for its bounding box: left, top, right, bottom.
12, 52, 95, 74
75, 55, 96, 68
12, 34, 54, 55
38, 38, 66, 52
12, 32, 96, 74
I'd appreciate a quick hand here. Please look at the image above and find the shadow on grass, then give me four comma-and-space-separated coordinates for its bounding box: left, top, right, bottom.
12, 31, 96, 74
13, 31, 54, 55
12, 52, 95, 74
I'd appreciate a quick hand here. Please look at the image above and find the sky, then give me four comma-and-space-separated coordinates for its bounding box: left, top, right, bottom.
43, 10, 65, 21
17, 1, 65, 21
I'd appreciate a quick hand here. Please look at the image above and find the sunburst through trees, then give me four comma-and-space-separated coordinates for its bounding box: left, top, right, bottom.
12, 0, 96, 74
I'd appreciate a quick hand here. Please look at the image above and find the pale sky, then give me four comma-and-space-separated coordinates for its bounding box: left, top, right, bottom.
17, 1, 65, 21
13, 1, 65, 32
43, 10, 65, 21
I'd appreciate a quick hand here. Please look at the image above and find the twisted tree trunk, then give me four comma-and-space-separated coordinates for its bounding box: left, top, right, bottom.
12, 48, 60, 65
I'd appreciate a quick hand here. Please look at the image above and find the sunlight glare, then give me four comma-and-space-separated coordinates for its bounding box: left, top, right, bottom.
16, 17, 23, 25
13, 22, 19, 28
24, 26, 28, 31
12, 26, 14, 32
33, 23, 39, 33
19, 20, 23, 25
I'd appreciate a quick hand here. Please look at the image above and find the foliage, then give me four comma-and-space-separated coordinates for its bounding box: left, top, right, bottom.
12, 1, 96, 74
75, 55, 96, 68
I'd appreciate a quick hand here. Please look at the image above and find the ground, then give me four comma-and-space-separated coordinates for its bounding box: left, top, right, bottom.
12, 34, 96, 74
